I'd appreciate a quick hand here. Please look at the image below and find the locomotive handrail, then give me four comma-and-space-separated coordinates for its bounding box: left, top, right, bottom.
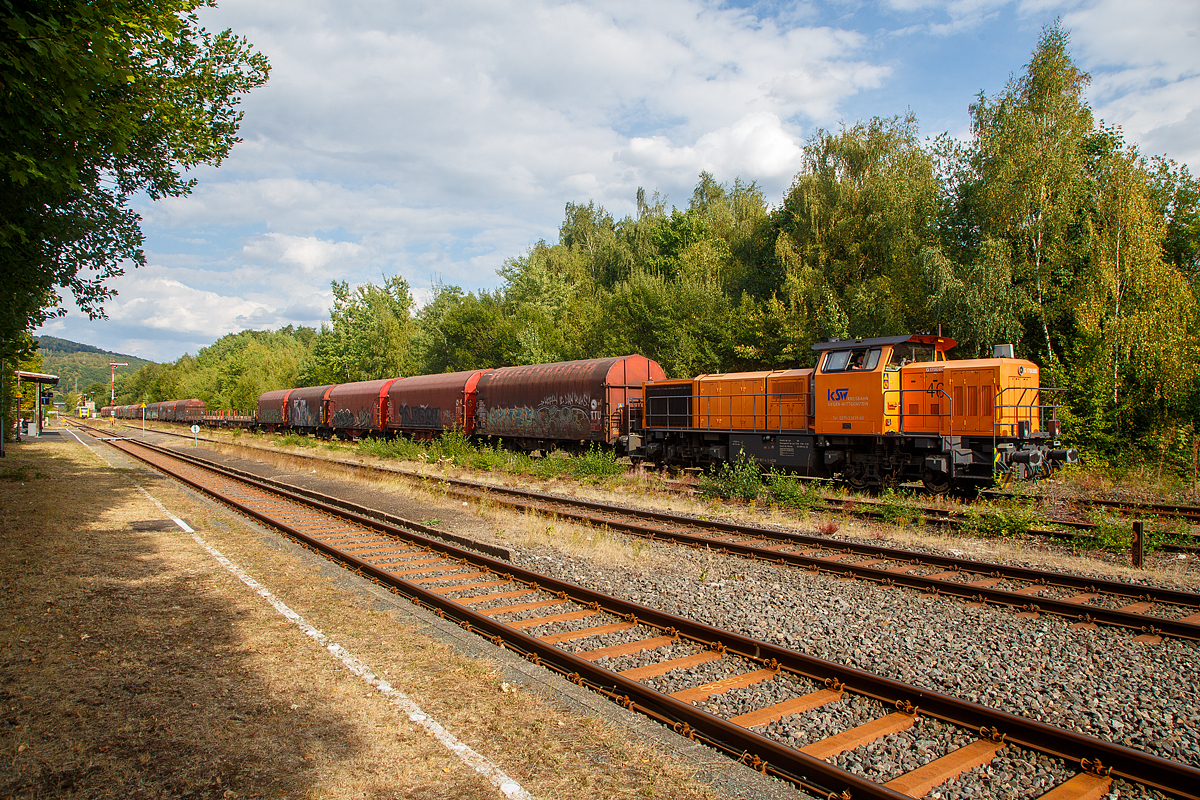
643, 390, 814, 434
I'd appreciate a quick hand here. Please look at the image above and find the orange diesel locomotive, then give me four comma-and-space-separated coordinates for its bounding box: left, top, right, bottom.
634, 334, 1077, 491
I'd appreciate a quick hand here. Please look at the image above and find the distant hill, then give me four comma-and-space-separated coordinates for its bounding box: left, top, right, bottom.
34, 336, 155, 402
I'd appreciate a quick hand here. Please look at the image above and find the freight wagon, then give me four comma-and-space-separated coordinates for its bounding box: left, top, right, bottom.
474, 355, 665, 452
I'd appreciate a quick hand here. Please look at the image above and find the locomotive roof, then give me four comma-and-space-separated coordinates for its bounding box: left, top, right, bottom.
810, 334, 956, 352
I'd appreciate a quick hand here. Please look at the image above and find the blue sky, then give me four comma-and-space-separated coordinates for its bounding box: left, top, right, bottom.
36, 0, 1200, 362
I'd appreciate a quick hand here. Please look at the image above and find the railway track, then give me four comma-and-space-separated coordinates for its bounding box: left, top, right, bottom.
92, 421, 1200, 643
75, 425, 1200, 800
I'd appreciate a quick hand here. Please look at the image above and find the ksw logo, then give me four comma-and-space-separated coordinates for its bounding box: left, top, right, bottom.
828, 388, 849, 401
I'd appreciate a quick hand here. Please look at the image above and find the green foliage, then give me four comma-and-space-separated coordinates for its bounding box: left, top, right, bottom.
959, 497, 1040, 538
765, 470, 821, 510
875, 488, 924, 525
567, 443, 627, 480
1, 0, 270, 351
774, 114, 941, 338
275, 434, 317, 449
304, 277, 414, 384
700, 449, 761, 501
1092, 518, 1132, 552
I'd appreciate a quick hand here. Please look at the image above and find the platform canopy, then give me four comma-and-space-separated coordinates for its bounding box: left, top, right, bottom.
14, 371, 60, 386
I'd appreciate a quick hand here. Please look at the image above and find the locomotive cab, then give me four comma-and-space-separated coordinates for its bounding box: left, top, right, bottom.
813, 334, 1073, 490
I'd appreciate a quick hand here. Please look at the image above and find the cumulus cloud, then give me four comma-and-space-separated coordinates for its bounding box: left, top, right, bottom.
620, 112, 806, 183
1063, 0, 1200, 165
241, 233, 368, 276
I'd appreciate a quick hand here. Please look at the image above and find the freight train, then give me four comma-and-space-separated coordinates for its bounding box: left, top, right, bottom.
101, 336, 1077, 491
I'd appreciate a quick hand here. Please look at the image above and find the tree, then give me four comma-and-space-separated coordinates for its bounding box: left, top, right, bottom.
774, 114, 941, 337
0, 0, 270, 353
969, 21, 1093, 363
305, 277, 414, 383
1077, 133, 1195, 418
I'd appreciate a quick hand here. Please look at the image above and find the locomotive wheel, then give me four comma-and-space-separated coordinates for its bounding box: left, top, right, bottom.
844, 464, 869, 491
921, 469, 952, 494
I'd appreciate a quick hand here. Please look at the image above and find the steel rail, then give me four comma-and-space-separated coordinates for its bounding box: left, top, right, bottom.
82, 421, 1200, 638
92, 430, 1200, 800
100, 419, 1200, 550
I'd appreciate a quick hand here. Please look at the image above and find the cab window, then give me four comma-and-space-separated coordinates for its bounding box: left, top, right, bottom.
825, 350, 850, 371
887, 343, 935, 369
824, 348, 880, 372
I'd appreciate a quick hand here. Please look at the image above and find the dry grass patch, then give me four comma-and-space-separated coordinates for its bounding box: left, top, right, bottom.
0, 433, 716, 800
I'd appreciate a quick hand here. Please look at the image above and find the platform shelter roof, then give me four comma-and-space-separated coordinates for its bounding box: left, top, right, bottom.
14, 371, 59, 385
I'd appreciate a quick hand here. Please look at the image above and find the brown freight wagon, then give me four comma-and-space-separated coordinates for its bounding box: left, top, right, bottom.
257, 389, 292, 428
387, 370, 491, 437
288, 385, 334, 432
176, 399, 206, 422
474, 355, 665, 452
327, 379, 400, 438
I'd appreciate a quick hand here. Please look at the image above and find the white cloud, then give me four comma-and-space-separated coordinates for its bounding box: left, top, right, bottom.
621, 112, 806, 183
241, 233, 368, 276
1063, 0, 1200, 166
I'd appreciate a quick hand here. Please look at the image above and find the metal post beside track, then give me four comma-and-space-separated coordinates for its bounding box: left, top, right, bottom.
1132, 520, 1145, 568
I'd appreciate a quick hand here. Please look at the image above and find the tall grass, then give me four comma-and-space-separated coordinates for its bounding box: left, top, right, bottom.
354, 434, 628, 482
958, 497, 1040, 538
765, 470, 820, 510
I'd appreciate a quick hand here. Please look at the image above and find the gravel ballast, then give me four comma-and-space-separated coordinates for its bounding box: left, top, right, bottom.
156, 435, 1200, 798
509, 541, 1200, 796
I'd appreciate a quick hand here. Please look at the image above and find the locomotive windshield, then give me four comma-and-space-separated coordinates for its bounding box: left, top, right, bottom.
887, 343, 936, 368
823, 348, 881, 372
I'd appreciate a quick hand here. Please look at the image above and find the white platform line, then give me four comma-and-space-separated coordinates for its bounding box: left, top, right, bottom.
63, 426, 534, 799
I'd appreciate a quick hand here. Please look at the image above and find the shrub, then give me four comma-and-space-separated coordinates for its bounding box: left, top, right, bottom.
276, 433, 316, 448
570, 443, 627, 480
876, 487, 922, 526
766, 470, 820, 511
1084, 514, 1133, 552
699, 449, 761, 501
959, 497, 1040, 538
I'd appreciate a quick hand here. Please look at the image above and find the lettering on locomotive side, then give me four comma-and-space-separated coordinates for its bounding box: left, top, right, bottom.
826, 388, 869, 407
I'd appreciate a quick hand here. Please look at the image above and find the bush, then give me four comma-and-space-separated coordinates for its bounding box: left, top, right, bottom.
357, 436, 422, 461
876, 487, 923, 526
766, 470, 820, 510
959, 497, 1039, 538
700, 449, 761, 502
570, 443, 627, 480
276, 433, 316, 448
